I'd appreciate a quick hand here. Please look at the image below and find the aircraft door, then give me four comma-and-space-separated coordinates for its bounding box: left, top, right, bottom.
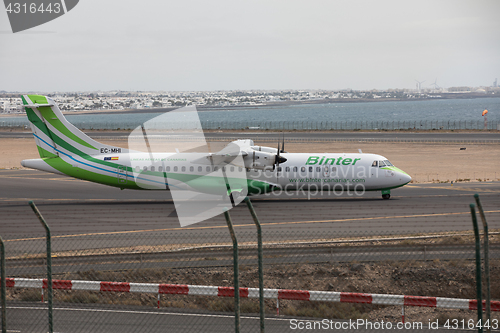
323, 166, 329, 177
117, 166, 127, 184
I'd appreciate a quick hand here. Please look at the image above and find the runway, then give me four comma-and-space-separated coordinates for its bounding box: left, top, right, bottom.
5, 302, 293, 333
1, 169, 499, 248
5, 302, 463, 333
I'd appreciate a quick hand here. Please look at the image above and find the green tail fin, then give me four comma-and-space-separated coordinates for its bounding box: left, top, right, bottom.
22, 94, 126, 158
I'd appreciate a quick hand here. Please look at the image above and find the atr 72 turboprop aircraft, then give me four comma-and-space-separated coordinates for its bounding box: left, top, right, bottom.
21, 95, 411, 200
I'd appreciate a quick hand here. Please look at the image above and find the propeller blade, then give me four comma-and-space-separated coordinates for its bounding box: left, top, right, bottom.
275, 141, 280, 173
281, 132, 285, 153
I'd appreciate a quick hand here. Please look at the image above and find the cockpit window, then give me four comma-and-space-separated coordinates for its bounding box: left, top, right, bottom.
371, 161, 378, 167
384, 160, 393, 166
378, 160, 386, 167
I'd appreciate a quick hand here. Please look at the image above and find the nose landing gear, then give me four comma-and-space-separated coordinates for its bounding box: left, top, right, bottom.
381, 189, 391, 200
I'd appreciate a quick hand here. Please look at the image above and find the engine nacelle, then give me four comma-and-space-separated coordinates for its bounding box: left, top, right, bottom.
243, 151, 276, 170
251, 146, 278, 154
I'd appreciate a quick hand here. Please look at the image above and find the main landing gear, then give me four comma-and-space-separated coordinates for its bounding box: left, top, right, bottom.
381, 190, 391, 200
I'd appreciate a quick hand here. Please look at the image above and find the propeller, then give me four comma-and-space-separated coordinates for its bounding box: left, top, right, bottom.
275, 140, 287, 176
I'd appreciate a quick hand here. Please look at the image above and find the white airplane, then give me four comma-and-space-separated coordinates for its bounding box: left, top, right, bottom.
21, 95, 411, 201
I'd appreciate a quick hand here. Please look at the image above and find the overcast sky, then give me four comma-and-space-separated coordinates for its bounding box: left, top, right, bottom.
1, 0, 499, 92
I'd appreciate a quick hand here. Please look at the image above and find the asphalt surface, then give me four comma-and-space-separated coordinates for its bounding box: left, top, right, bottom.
7, 243, 500, 276
1, 130, 499, 142
1, 169, 499, 245
2, 169, 499, 332
4, 302, 474, 333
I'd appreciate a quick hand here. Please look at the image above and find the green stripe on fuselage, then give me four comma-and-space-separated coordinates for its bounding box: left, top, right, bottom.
39, 151, 142, 190
381, 166, 408, 175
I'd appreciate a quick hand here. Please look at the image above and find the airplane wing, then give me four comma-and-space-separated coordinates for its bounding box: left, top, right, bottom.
191, 140, 251, 166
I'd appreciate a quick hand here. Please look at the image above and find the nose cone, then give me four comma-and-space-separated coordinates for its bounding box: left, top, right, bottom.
400, 172, 412, 185
276, 155, 287, 164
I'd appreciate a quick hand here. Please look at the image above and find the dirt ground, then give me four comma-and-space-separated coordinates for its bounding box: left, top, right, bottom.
2, 136, 499, 183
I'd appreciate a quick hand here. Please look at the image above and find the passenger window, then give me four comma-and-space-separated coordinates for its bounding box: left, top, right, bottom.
181, 166, 186, 172
293, 167, 298, 172
206, 166, 211, 172
316, 167, 321, 172
214, 166, 219, 171
277, 167, 282, 172
301, 167, 305, 172
198, 166, 202, 172
166, 166, 170, 172
285, 167, 290, 172
158, 166, 163, 172
135, 166, 140, 172
230, 166, 235, 172
309, 167, 313, 172
190, 166, 194, 172
151, 166, 155, 172
238, 167, 242, 172
222, 166, 226, 172
174, 166, 178, 172
372, 161, 378, 167
143, 166, 148, 171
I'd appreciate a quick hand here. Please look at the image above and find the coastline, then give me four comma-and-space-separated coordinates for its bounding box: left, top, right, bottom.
1, 93, 499, 117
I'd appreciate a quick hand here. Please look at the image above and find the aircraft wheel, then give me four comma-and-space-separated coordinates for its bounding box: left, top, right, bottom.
382, 194, 391, 200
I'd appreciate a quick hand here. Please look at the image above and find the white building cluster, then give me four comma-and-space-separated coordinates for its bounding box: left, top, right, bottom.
1, 87, 499, 113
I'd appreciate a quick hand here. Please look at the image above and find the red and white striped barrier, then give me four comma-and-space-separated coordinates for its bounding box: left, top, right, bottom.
6, 277, 500, 312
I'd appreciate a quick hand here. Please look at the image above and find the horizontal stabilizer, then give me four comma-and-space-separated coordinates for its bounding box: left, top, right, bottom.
23, 103, 55, 108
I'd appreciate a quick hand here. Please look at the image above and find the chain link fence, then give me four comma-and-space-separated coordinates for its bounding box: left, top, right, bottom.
1, 197, 499, 332
1, 117, 499, 131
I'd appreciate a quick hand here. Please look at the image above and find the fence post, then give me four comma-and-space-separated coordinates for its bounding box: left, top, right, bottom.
29, 201, 53, 333
223, 209, 240, 333
474, 194, 491, 333
470, 204, 483, 333
1, 236, 6, 333
244, 197, 265, 333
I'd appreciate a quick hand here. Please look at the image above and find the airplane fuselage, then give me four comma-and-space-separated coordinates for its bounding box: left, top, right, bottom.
23, 151, 411, 196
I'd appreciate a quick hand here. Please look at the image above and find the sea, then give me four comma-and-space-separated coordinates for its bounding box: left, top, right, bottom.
1, 97, 499, 130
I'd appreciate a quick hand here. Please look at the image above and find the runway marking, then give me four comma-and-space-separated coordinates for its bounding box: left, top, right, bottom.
414, 185, 500, 193
0, 175, 83, 182
1, 189, 498, 203
7, 305, 291, 322
0, 173, 44, 177
6, 209, 500, 243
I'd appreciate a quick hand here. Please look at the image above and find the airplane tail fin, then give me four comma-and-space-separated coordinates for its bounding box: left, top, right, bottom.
22, 94, 125, 158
